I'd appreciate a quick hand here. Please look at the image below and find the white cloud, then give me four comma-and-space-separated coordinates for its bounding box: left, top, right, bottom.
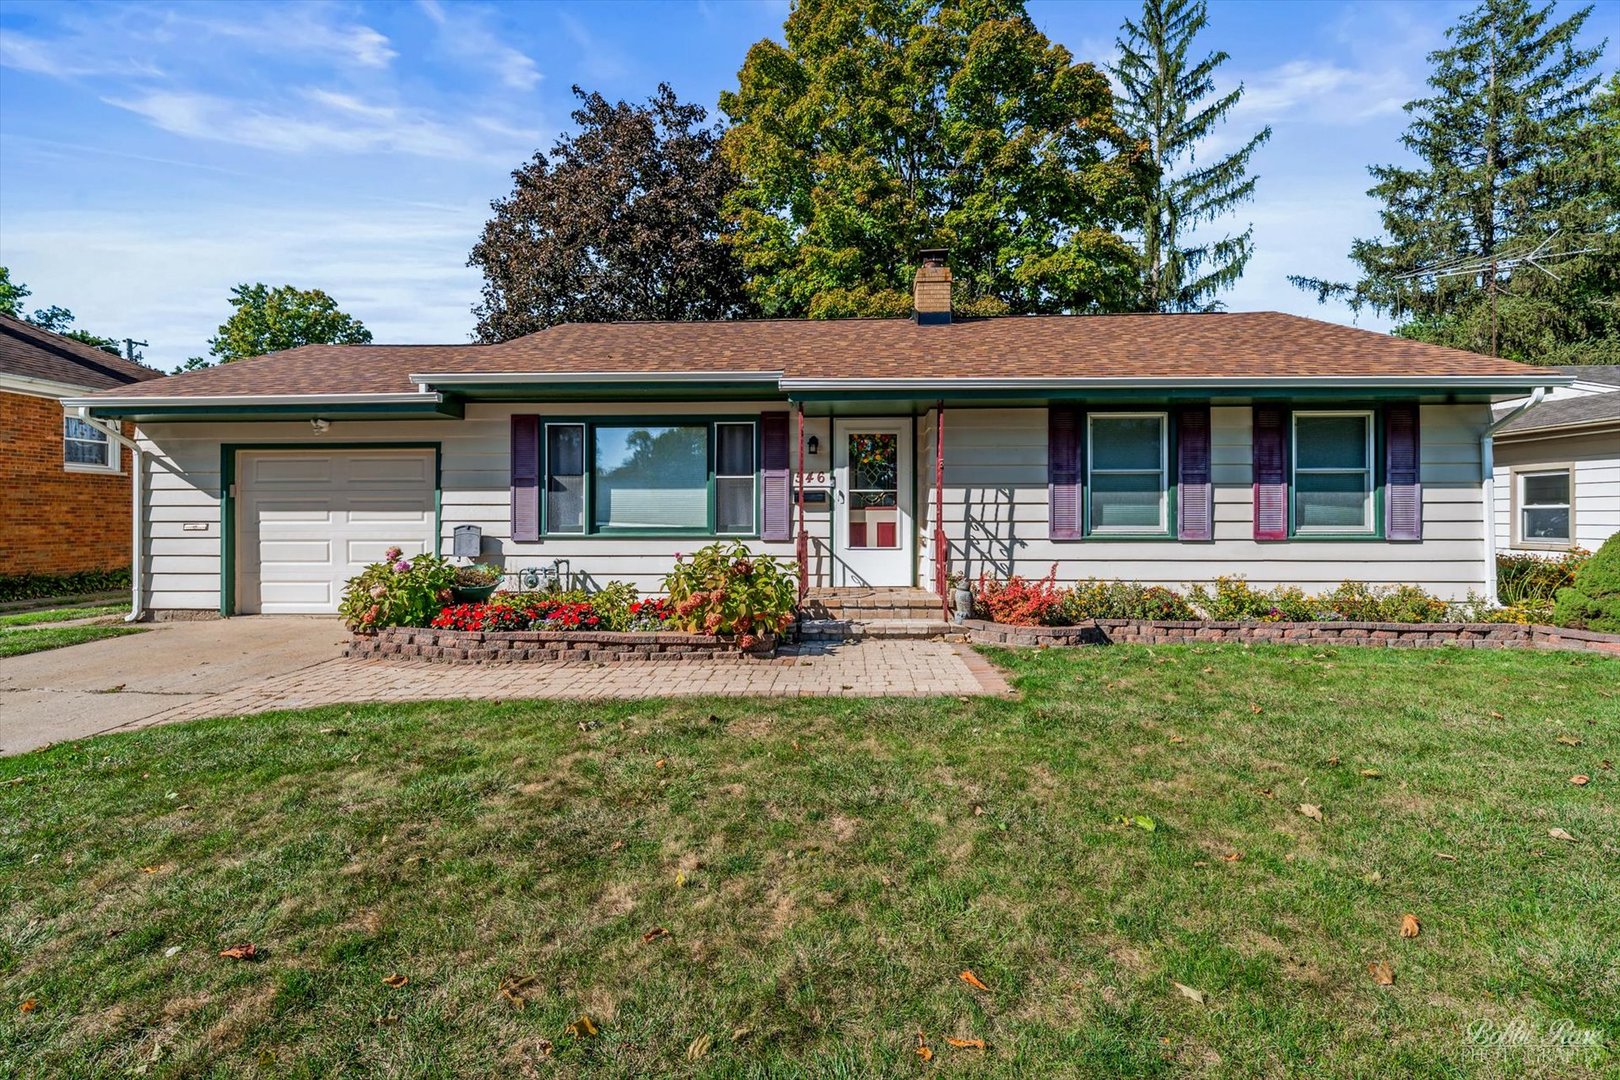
1234, 59, 1411, 124
418, 0, 541, 91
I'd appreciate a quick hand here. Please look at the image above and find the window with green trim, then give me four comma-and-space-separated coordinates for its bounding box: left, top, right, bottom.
1291, 411, 1374, 535
1086, 413, 1168, 534
542, 420, 757, 536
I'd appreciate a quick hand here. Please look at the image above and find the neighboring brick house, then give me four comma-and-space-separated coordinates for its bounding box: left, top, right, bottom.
0, 313, 164, 576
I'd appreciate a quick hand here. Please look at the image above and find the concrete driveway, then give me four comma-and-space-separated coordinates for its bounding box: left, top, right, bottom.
0, 617, 348, 756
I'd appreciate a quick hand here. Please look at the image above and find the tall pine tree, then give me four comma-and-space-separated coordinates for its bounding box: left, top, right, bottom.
1111, 0, 1271, 312
1292, 0, 1610, 360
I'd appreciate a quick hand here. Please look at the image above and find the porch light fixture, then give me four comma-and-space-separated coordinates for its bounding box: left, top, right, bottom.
806, 435, 820, 456
310, 418, 331, 434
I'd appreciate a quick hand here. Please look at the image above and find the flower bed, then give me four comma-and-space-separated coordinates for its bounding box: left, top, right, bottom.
960, 619, 1620, 655
346, 625, 777, 663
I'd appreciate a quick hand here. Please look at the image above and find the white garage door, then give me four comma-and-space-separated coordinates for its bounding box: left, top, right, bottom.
237, 449, 436, 614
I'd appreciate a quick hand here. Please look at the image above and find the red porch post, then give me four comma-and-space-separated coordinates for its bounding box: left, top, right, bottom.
796, 403, 808, 599
934, 402, 948, 619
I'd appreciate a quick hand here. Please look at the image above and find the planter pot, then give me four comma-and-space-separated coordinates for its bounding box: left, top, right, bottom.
452, 583, 500, 603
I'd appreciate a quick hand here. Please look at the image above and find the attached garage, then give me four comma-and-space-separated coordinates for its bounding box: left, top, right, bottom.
233, 447, 437, 614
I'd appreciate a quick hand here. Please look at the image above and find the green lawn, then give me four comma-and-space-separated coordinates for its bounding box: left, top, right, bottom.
2, 645, 1615, 1077
0, 604, 125, 629
0, 624, 144, 658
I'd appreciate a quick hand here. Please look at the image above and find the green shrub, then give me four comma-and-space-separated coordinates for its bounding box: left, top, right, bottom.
1187, 576, 1275, 621
1551, 534, 1620, 632
1059, 580, 1195, 621
339, 548, 457, 631
1497, 549, 1589, 605
663, 541, 797, 648
0, 567, 131, 603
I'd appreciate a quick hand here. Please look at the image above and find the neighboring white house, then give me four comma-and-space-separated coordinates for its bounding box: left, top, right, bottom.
1492, 366, 1620, 555
65, 255, 1572, 618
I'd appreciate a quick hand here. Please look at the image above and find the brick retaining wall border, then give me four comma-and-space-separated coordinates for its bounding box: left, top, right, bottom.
347, 625, 775, 664
961, 619, 1620, 655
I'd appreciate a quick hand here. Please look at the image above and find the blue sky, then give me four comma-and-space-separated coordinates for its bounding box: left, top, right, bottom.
0, 0, 1613, 371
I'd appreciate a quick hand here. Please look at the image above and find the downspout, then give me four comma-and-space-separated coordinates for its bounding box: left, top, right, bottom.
69, 408, 144, 623
1480, 387, 1546, 606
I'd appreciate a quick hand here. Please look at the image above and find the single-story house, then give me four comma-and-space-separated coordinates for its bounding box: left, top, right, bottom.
1490, 366, 1620, 555
65, 254, 1569, 618
1, 313, 163, 578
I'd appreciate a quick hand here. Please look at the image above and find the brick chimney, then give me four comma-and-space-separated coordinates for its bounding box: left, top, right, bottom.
913, 248, 951, 325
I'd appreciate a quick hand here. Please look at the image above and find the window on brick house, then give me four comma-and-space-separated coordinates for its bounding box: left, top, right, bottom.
64, 417, 115, 471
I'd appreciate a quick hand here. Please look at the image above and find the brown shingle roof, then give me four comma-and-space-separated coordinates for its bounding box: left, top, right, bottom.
1494, 391, 1620, 435
0, 314, 164, 390
79, 311, 1553, 401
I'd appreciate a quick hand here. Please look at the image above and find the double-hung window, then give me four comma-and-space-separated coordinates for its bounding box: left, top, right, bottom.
541, 420, 757, 535
1515, 468, 1572, 547
64, 417, 114, 471
1086, 413, 1168, 534
1291, 411, 1374, 535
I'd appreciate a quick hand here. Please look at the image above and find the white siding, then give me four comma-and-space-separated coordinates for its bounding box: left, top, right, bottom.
137, 400, 1497, 612
1493, 428, 1620, 554
924, 404, 1491, 600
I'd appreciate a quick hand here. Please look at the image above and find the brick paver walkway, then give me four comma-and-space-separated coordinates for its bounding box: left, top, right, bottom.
144, 640, 1011, 724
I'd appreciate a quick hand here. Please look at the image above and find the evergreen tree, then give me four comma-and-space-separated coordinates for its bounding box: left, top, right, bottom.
1111, 0, 1271, 311
1291, 0, 1610, 361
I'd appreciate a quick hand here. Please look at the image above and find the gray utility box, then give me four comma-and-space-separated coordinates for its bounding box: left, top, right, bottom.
452, 525, 482, 559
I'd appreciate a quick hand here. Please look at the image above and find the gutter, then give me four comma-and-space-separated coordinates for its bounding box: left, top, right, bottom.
1480, 387, 1547, 606
66, 407, 146, 624
61, 391, 444, 409
779, 374, 1573, 392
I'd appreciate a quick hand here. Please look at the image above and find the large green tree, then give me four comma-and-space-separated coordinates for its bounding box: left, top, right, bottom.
469, 85, 753, 341
207, 284, 372, 364
1291, 0, 1612, 361
720, 0, 1149, 318
1112, 0, 1271, 312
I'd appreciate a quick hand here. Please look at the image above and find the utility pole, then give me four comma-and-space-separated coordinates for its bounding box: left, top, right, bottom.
125, 338, 148, 362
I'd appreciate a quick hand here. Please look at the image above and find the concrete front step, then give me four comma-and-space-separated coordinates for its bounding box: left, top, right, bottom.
799, 618, 962, 642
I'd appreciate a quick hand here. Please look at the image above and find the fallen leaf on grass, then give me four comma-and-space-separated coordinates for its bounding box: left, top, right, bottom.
1118, 814, 1157, 832
915, 1031, 933, 1061
1602, 760, 1614, 771
1548, 828, 1578, 843
1359, 769, 1382, 779
164, 946, 182, 958
1168, 735, 1186, 744
382, 973, 408, 989
19, 999, 37, 1014
1557, 734, 1583, 746
1326, 755, 1340, 766
946, 1037, 987, 1050
566, 1014, 599, 1038
609, 840, 625, 852
642, 927, 670, 943
1255, 787, 1275, 799
655, 759, 666, 769
1434, 853, 1457, 862
1298, 803, 1323, 823
1570, 775, 1590, 787
1174, 982, 1206, 1005
139, 866, 160, 875
731, 1026, 753, 1043
1249, 703, 1263, 714
1223, 852, 1242, 862
959, 970, 992, 992
1399, 914, 1421, 939
687, 1033, 713, 1061
499, 975, 538, 1009
1490, 711, 1505, 720
218, 943, 257, 961
1368, 961, 1395, 986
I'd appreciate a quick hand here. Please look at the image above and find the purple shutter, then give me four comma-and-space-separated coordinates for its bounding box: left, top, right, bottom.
1177, 406, 1213, 541
511, 415, 540, 542
760, 411, 791, 541
1385, 403, 1422, 540
1252, 406, 1288, 541
1049, 405, 1081, 539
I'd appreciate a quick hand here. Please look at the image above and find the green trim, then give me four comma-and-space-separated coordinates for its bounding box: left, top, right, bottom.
538, 415, 763, 540
1079, 410, 1178, 540
220, 442, 443, 617
88, 401, 464, 423
429, 381, 783, 403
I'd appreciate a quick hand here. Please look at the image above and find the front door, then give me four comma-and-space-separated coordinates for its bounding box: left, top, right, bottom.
833, 419, 913, 586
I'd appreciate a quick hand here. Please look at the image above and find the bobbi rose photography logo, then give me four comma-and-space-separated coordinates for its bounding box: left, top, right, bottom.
1462, 1019, 1607, 1064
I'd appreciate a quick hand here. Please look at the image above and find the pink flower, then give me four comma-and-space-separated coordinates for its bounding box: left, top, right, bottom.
369, 584, 388, 599
384, 546, 403, 561
393, 559, 412, 573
